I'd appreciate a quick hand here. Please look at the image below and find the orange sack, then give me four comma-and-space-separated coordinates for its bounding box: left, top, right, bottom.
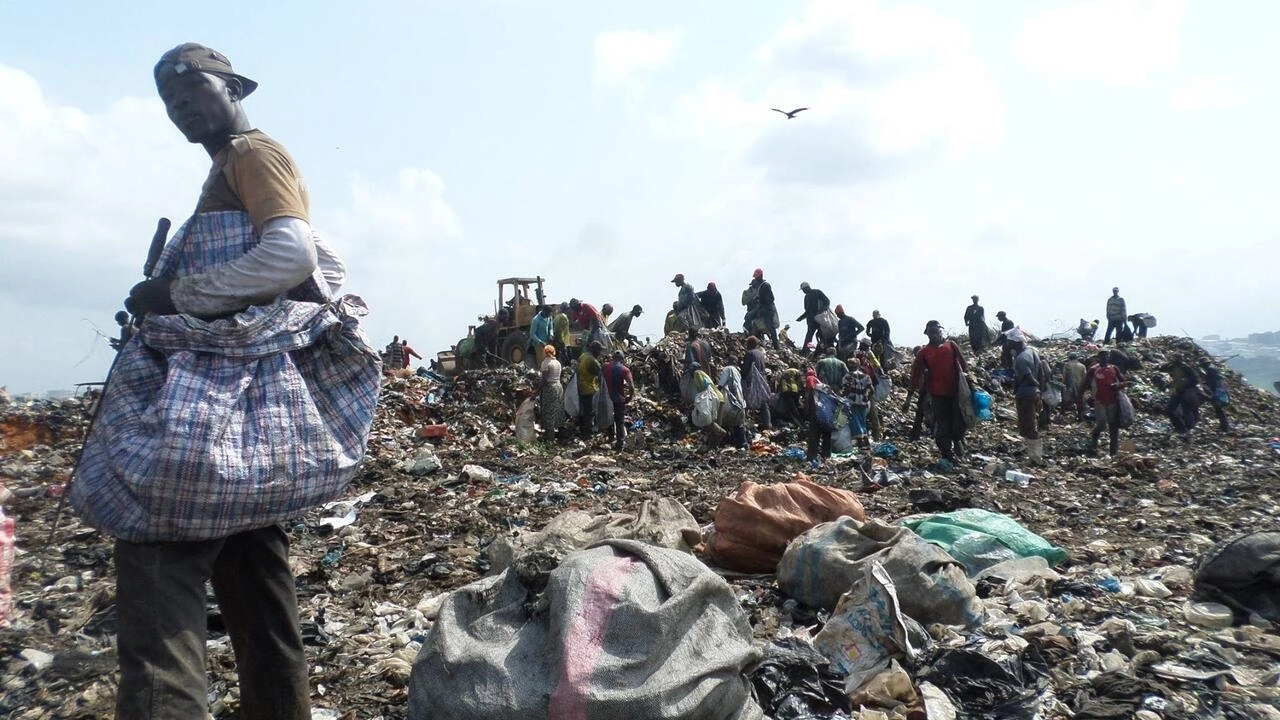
707, 476, 866, 573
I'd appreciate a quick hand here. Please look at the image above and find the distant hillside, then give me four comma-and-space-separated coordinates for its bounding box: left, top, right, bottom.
1200, 333, 1280, 395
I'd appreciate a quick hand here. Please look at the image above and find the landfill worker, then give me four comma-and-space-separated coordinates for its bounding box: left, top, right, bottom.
741, 268, 779, 349
996, 312, 1016, 370
834, 305, 864, 358
775, 366, 805, 425
400, 339, 422, 369
778, 324, 793, 348
671, 273, 700, 330
741, 336, 772, 430
1076, 318, 1098, 342
855, 341, 885, 442
866, 310, 894, 369
110, 310, 136, 352
385, 335, 404, 373
697, 282, 725, 328
539, 345, 567, 442
75, 43, 381, 720
569, 298, 608, 349
1062, 354, 1088, 422
577, 340, 603, 438
804, 365, 831, 463
1162, 354, 1201, 439
529, 304, 554, 366
1201, 360, 1232, 433
681, 329, 715, 407
842, 359, 875, 457
964, 295, 988, 353
1009, 329, 1046, 465
603, 350, 634, 451
796, 282, 831, 350
607, 304, 643, 347
910, 321, 969, 462
1128, 313, 1151, 340
816, 346, 847, 389
1083, 350, 1126, 455
1104, 287, 1127, 345
552, 302, 571, 360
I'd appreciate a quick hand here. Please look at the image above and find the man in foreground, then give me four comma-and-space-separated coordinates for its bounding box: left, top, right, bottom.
72, 44, 380, 720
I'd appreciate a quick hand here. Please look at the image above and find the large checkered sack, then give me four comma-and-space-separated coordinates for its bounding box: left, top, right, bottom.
409, 539, 763, 720
71, 211, 381, 542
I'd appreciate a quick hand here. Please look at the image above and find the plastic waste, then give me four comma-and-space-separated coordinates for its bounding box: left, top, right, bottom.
973, 389, 993, 421
1184, 601, 1234, 629
514, 398, 537, 444
746, 637, 852, 720
1004, 470, 1032, 487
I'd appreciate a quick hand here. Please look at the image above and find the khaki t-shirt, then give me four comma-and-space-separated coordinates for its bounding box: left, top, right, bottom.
197, 129, 309, 230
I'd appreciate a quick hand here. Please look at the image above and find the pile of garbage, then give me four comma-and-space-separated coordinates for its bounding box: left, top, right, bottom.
1, 335, 1279, 719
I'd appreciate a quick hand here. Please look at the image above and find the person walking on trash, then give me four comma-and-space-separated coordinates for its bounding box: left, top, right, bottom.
696, 282, 725, 328
1010, 329, 1048, 466
909, 321, 969, 463
834, 305, 864, 358
796, 281, 831, 351
607, 304, 643, 348
964, 295, 988, 353
72, 43, 380, 720
603, 350, 634, 452
741, 268, 779, 349
1083, 349, 1127, 456
1104, 287, 1128, 345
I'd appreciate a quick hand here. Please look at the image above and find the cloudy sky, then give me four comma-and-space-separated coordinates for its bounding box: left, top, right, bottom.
2, 0, 1277, 393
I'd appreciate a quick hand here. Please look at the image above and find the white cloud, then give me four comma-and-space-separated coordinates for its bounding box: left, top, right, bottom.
1015, 0, 1185, 85
1171, 74, 1261, 110
593, 29, 681, 90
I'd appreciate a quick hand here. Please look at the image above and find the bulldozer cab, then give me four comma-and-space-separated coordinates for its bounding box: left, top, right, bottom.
496, 277, 546, 331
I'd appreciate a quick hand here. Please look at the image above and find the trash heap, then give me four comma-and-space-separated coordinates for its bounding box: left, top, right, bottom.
1, 335, 1279, 719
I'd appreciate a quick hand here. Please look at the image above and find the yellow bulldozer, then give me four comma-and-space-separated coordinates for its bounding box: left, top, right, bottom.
437, 277, 579, 373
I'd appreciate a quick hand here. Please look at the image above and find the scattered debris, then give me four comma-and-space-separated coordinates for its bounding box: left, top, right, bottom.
1, 335, 1279, 718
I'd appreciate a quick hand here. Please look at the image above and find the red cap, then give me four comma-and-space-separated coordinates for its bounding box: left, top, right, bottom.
752, 268, 763, 278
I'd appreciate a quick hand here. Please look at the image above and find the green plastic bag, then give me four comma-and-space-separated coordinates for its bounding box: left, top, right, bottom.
902, 508, 1066, 576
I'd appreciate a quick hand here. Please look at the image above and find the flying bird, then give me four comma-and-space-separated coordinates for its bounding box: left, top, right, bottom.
771, 107, 808, 119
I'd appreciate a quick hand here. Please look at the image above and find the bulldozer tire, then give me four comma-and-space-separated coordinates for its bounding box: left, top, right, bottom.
500, 332, 531, 367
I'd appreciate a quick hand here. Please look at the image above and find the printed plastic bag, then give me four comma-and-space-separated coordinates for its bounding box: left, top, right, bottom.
812, 560, 923, 693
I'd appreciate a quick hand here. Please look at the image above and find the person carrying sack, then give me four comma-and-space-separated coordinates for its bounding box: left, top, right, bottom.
72, 44, 380, 720
909, 321, 970, 462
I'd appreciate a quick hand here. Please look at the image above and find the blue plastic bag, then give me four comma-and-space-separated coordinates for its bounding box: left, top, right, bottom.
973, 389, 993, 421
